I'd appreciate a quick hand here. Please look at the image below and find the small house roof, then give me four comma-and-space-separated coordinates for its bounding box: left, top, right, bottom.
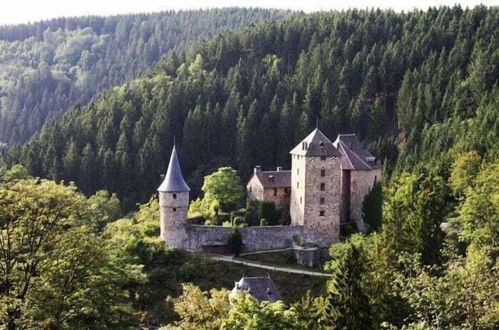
290, 128, 341, 157
232, 277, 282, 302
252, 170, 291, 188
333, 134, 381, 170
157, 146, 190, 192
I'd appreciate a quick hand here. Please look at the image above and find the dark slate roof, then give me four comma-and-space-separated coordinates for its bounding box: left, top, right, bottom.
290, 128, 341, 157
233, 277, 282, 302
158, 146, 190, 192
254, 170, 291, 188
333, 134, 382, 170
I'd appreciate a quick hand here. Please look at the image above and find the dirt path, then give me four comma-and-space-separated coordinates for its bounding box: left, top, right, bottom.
205, 254, 333, 277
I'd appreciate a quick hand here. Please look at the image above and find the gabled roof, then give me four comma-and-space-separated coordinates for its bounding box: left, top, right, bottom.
252, 170, 291, 188
158, 146, 190, 192
333, 134, 381, 170
232, 277, 282, 302
290, 128, 341, 157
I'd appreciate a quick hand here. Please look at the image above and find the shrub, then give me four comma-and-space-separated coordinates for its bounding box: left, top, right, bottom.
228, 228, 243, 256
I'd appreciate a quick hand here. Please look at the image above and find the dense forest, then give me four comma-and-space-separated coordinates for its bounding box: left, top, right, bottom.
0, 5, 497, 329
0, 8, 289, 144
4, 6, 497, 209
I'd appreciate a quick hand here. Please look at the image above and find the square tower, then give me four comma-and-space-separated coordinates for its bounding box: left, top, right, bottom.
290, 129, 342, 243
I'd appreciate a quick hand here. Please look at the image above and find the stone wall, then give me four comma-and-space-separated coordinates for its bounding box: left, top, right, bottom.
290, 154, 306, 225
303, 156, 342, 244
246, 176, 265, 202
262, 187, 290, 209
349, 168, 381, 224
182, 225, 319, 252
159, 191, 189, 248
239, 226, 302, 251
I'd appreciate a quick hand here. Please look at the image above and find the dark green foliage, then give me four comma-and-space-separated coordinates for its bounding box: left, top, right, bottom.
0, 9, 290, 144
228, 228, 243, 256
246, 200, 281, 226
362, 182, 382, 231
325, 238, 373, 329
5, 6, 498, 212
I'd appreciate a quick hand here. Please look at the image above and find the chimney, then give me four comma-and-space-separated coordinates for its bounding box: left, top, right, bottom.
276, 166, 283, 171
254, 165, 262, 174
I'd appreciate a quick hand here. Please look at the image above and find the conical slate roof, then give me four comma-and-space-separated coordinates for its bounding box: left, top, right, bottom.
158, 146, 190, 192
290, 128, 341, 157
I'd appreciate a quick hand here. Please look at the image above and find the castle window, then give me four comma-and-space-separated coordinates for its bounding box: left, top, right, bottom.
320, 197, 325, 205
300, 197, 302, 204
321, 156, 326, 161
284, 188, 289, 195
173, 208, 177, 212
173, 193, 177, 199
321, 169, 325, 177
374, 176, 377, 184
319, 210, 325, 216
320, 183, 325, 191
297, 181, 299, 188
249, 186, 252, 193
297, 168, 299, 175
273, 188, 277, 196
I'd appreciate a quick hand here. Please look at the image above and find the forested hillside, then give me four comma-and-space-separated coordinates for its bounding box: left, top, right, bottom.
0, 6, 498, 329
0, 8, 289, 144
3, 6, 498, 210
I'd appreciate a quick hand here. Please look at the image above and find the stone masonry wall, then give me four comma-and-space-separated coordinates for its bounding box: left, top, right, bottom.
349, 168, 381, 223
303, 156, 342, 244
262, 187, 290, 209
159, 191, 189, 248
290, 154, 306, 225
183, 225, 307, 252
246, 176, 264, 202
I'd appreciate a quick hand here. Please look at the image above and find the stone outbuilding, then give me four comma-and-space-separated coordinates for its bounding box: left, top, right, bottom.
229, 276, 282, 302
246, 166, 291, 209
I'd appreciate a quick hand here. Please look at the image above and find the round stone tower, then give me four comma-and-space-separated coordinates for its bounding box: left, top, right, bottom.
158, 145, 190, 249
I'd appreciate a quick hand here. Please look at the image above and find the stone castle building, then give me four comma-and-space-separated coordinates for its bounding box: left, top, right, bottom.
158, 128, 381, 261
247, 129, 381, 238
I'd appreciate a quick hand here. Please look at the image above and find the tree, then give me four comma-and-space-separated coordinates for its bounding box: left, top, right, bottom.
168, 284, 231, 330
323, 235, 373, 329
228, 228, 243, 256
449, 151, 482, 196
190, 167, 244, 220
362, 182, 383, 231
0, 175, 140, 329
222, 293, 300, 330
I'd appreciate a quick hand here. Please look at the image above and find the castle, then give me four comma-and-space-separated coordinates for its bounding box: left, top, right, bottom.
158, 128, 381, 262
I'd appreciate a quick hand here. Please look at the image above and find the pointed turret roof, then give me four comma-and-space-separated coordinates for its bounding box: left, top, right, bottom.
158, 146, 190, 192
333, 134, 381, 170
290, 128, 341, 157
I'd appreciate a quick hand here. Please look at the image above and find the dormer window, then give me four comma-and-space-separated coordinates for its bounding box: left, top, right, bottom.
366, 156, 376, 162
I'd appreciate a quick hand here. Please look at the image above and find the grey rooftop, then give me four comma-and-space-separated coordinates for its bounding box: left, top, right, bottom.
158, 145, 190, 192
333, 134, 381, 170
290, 128, 342, 157
232, 276, 282, 302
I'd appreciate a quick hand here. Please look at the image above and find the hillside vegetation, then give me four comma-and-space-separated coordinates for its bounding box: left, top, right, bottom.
0, 8, 289, 144
0, 6, 497, 329
3, 6, 497, 209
